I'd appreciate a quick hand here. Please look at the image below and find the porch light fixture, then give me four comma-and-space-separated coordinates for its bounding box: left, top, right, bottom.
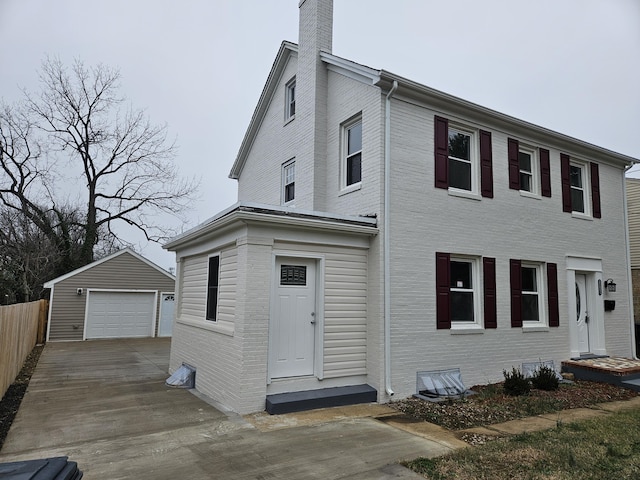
604, 279, 616, 293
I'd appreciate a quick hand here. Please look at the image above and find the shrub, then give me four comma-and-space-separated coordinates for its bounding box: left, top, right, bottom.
503, 367, 531, 396
531, 365, 560, 391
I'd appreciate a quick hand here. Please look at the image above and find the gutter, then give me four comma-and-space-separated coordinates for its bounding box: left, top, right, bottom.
384, 80, 398, 397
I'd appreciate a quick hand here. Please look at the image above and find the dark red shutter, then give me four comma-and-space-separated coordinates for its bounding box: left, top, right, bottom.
591, 162, 601, 218
510, 259, 522, 327
508, 138, 520, 190
436, 252, 451, 329
483, 257, 497, 329
547, 263, 559, 327
540, 148, 551, 197
434, 116, 449, 189
480, 130, 493, 198
561, 153, 572, 212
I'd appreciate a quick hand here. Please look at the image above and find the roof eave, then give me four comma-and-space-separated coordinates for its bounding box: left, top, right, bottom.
229, 41, 298, 180
376, 70, 638, 168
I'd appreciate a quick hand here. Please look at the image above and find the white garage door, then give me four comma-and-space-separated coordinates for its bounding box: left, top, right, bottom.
86, 291, 156, 339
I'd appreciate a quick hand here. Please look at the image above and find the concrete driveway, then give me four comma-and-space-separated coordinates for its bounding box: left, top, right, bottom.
0, 339, 460, 479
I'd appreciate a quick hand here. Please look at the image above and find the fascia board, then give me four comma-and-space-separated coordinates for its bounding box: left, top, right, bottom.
229, 41, 298, 180
377, 70, 638, 168
320, 51, 381, 85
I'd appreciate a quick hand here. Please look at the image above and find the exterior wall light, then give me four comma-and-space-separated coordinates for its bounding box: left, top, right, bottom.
604, 279, 616, 293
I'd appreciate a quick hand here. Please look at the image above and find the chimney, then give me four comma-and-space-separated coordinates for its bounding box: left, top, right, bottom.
296, 0, 333, 211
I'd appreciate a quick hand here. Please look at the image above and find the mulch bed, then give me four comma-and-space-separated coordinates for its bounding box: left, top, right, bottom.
390, 381, 639, 432
0, 345, 44, 451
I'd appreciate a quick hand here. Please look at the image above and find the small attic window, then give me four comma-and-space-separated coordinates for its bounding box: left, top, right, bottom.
285, 77, 296, 121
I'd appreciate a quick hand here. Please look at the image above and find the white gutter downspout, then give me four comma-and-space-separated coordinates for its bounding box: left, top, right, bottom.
384, 80, 398, 396
623, 164, 637, 358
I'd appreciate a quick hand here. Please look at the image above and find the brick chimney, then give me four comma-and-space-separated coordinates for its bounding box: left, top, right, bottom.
296, 0, 333, 211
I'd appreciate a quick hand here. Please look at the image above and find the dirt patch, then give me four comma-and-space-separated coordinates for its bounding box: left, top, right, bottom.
0, 344, 44, 451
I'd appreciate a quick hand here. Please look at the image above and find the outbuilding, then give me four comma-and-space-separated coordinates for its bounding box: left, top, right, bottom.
44, 248, 176, 341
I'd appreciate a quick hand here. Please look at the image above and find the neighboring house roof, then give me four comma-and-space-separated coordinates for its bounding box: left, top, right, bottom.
43, 248, 175, 288
164, 201, 378, 251
229, 42, 636, 180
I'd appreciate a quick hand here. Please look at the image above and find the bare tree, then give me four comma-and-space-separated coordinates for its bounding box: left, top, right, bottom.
0, 58, 197, 273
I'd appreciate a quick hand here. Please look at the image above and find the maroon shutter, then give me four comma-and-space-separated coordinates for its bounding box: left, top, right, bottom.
483, 257, 497, 329
436, 252, 451, 329
540, 148, 551, 197
591, 162, 601, 218
547, 263, 559, 327
561, 153, 572, 212
480, 130, 493, 198
434, 116, 449, 189
508, 138, 520, 190
510, 259, 522, 327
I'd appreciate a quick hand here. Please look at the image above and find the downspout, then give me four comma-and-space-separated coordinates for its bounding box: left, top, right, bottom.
384, 80, 398, 396
623, 164, 637, 358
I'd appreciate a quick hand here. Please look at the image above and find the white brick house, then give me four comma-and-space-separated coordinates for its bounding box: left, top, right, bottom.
164, 0, 638, 414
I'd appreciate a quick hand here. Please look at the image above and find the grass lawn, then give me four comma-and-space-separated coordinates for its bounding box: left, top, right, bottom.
403, 402, 640, 479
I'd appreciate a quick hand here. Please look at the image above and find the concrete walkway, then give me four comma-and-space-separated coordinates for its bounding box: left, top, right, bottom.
0, 339, 457, 479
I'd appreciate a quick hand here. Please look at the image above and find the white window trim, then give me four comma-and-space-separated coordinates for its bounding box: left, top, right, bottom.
284, 77, 296, 123
282, 159, 295, 205
447, 124, 478, 195
518, 144, 540, 196
449, 255, 483, 330
340, 115, 363, 192
569, 160, 591, 216
521, 262, 547, 328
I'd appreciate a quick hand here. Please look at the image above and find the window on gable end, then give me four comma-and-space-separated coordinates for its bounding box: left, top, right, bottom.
285, 77, 296, 121
341, 116, 362, 190
206, 255, 220, 321
282, 159, 295, 204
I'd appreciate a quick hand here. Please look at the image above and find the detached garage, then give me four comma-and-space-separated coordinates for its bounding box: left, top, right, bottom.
44, 249, 176, 341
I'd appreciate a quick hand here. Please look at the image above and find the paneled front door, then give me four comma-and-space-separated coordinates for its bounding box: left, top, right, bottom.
575, 274, 590, 353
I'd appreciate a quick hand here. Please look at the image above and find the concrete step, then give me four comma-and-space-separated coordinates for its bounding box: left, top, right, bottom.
266, 384, 377, 415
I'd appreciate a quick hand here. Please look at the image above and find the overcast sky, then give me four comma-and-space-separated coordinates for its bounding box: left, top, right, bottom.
1, 0, 638, 270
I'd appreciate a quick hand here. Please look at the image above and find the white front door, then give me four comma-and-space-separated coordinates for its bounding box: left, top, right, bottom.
270, 258, 316, 378
575, 274, 590, 353
158, 293, 175, 337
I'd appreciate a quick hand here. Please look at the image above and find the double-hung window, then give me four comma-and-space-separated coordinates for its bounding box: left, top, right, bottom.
510, 260, 560, 328
436, 253, 496, 330
341, 116, 362, 190
561, 154, 601, 218
285, 78, 296, 121
434, 116, 493, 198
508, 138, 551, 197
206, 255, 220, 321
282, 160, 295, 204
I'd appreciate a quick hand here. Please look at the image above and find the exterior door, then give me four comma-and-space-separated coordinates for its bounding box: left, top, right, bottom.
270, 258, 316, 378
575, 274, 590, 353
158, 293, 175, 337
86, 291, 155, 339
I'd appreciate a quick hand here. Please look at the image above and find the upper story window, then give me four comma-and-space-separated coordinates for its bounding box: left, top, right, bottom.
282, 159, 295, 204
434, 116, 493, 198
285, 78, 296, 121
206, 255, 220, 321
448, 127, 473, 191
561, 154, 601, 218
341, 116, 362, 190
508, 138, 551, 197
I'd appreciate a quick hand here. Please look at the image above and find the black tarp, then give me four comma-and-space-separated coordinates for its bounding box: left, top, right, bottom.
0, 456, 82, 480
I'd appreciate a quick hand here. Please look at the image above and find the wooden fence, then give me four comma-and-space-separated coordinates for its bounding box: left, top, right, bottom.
0, 300, 48, 400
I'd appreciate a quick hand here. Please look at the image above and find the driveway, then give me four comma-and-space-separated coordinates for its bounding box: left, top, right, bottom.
0, 339, 459, 479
